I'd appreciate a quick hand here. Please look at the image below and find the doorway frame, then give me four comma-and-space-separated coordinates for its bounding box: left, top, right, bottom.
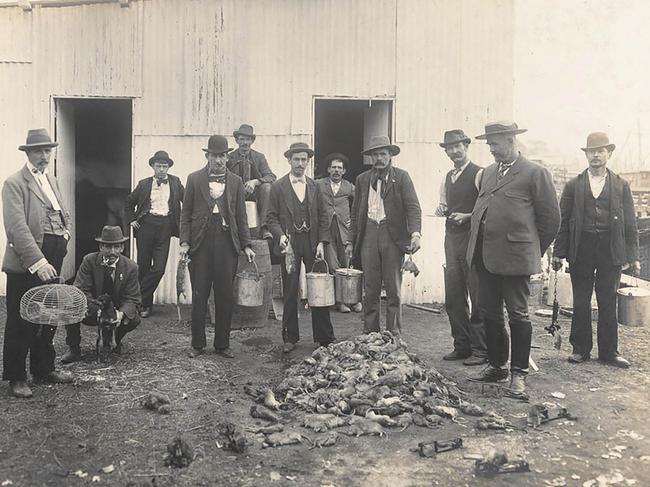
50, 94, 136, 270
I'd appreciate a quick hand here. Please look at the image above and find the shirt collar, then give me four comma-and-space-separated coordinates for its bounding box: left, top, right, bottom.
101, 256, 120, 268
27, 162, 45, 176
453, 160, 471, 173
291, 175, 306, 184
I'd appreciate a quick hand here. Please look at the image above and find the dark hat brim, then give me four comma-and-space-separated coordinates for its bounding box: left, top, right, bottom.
475, 128, 527, 140
149, 155, 174, 167
233, 131, 256, 141
361, 144, 400, 156
323, 152, 350, 166
581, 143, 616, 152
19, 142, 58, 151
202, 147, 234, 155
284, 147, 315, 159
95, 236, 128, 244
439, 138, 471, 148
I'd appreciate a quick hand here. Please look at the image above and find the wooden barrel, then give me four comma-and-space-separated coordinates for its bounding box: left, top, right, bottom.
231, 240, 272, 329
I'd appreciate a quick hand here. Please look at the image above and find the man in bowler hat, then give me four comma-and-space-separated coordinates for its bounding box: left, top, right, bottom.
2, 128, 74, 398
65, 226, 142, 357
315, 153, 361, 313
227, 124, 276, 239
348, 135, 422, 334
123, 150, 184, 319
552, 132, 638, 369
467, 121, 560, 397
266, 142, 335, 352
435, 130, 487, 365
180, 135, 255, 359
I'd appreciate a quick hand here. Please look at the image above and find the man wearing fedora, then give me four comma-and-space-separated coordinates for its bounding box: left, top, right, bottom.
348, 135, 422, 334
64, 226, 141, 358
266, 142, 335, 352
552, 133, 639, 369
466, 121, 560, 396
315, 153, 361, 313
180, 135, 255, 359
2, 128, 74, 397
435, 129, 487, 366
124, 150, 185, 319
227, 124, 276, 239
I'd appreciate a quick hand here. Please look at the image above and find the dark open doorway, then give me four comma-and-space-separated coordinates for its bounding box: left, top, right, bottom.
313, 98, 393, 182
54, 98, 132, 281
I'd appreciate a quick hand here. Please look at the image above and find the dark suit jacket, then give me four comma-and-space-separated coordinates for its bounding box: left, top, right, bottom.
266, 174, 321, 254
466, 155, 561, 275
553, 169, 639, 265
350, 166, 422, 254
74, 252, 141, 320
123, 174, 185, 237
227, 148, 276, 184
316, 177, 354, 245
2, 165, 71, 273
179, 167, 251, 255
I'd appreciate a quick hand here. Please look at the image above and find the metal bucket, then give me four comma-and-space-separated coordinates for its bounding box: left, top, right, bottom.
306, 260, 335, 307
245, 201, 258, 228
335, 268, 363, 304
234, 260, 264, 307
617, 286, 650, 327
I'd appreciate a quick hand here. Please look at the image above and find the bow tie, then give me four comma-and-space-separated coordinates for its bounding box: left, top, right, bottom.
208, 174, 226, 183
155, 178, 168, 186
291, 176, 306, 184
31, 168, 44, 175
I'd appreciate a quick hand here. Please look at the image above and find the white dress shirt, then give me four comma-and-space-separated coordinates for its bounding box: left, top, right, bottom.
27, 162, 62, 211
291, 175, 306, 202
209, 180, 225, 213
588, 171, 607, 199
330, 179, 341, 196
150, 178, 170, 216
367, 179, 386, 223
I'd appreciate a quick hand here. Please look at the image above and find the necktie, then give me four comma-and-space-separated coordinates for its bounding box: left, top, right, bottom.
208, 174, 226, 183
497, 162, 514, 181
450, 167, 461, 183
102, 266, 116, 298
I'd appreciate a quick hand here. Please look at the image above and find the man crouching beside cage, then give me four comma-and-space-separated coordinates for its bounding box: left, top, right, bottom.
61, 226, 141, 362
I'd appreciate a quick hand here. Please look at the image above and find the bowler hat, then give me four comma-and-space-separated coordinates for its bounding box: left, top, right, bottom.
323, 152, 350, 168
439, 129, 471, 148
361, 135, 400, 156
581, 132, 615, 152
148, 150, 174, 167
95, 226, 128, 244
475, 121, 527, 140
233, 124, 256, 141
284, 142, 314, 159
18, 128, 58, 152
202, 135, 233, 155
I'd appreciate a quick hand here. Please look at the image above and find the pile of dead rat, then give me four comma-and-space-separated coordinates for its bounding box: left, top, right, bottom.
242, 331, 489, 449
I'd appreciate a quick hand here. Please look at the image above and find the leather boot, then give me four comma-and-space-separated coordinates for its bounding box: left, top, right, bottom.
9, 380, 33, 398
61, 345, 82, 364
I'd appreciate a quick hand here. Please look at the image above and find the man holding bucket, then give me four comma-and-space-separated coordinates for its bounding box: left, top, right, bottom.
315, 153, 362, 313
180, 135, 255, 359
266, 142, 335, 353
348, 136, 422, 335
227, 124, 276, 239
552, 132, 639, 369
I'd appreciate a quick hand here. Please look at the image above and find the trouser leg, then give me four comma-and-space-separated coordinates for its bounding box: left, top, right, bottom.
212, 228, 237, 350
360, 221, 382, 333
593, 233, 621, 359
378, 223, 404, 334
569, 233, 598, 356
138, 215, 172, 308
281, 234, 304, 344
300, 236, 334, 344
256, 183, 272, 232
188, 231, 214, 349
503, 275, 532, 374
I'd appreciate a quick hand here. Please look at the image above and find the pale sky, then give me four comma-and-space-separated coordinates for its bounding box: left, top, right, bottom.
514, 0, 650, 171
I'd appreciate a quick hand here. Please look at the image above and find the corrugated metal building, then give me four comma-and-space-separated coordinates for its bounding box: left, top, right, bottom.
0, 0, 515, 304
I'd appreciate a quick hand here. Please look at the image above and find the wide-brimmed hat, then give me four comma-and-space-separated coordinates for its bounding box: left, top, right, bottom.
233, 124, 256, 141
18, 128, 58, 152
475, 121, 527, 140
202, 135, 233, 155
148, 150, 174, 167
323, 152, 350, 168
361, 135, 400, 156
581, 132, 615, 152
439, 129, 471, 148
95, 226, 128, 244
284, 142, 314, 159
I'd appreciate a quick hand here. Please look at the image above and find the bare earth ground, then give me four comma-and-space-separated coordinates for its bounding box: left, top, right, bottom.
0, 298, 649, 487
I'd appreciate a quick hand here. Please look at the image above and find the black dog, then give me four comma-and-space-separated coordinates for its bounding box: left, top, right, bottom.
87, 294, 118, 359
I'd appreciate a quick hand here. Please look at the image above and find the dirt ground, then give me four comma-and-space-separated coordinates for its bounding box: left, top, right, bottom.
0, 297, 649, 487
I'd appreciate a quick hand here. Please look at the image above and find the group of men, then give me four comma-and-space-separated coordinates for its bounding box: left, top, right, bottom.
2, 119, 639, 399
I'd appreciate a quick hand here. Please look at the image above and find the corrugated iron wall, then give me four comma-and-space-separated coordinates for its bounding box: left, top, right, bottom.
0, 0, 515, 303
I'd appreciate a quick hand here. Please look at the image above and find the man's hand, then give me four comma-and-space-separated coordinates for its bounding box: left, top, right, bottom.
130, 220, 141, 231
115, 310, 124, 324
632, 260, 641, 276
409, 234, 421, 254
279, 235, 289, 252
448, 212, 470, 226
551, 257, 564, 271
37, 263, 57, 282
244, 179, 259, 195
244, 246, 256, 263
345, 242, 354, 262
179, 243, 190, 257
315, 242, 325, 260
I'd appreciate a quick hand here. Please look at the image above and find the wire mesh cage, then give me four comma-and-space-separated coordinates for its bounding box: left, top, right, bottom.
20, 284, 88, 326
